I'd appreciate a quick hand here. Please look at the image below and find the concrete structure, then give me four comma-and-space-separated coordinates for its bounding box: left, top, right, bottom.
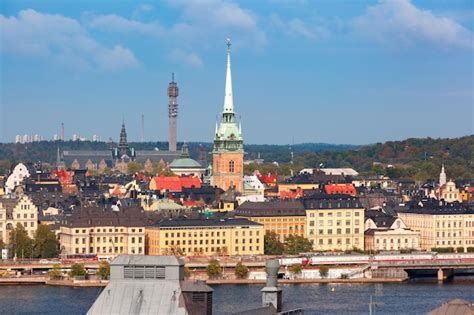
427, 298, 474, 315
0, 195, 38, 244
261, 259, 282, 312
168, 73, 179, 152
146, 218, 264, 256
397, 206, 474, 251
88, 255, 213, 315
59, 205, 147, 258
235, 200, 306, 241
304, 196, 365, 251
212, 39, 244, 192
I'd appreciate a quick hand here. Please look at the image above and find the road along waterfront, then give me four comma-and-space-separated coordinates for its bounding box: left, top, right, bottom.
0, 277, 472, 314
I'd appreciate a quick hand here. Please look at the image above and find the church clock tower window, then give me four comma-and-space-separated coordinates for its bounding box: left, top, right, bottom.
229, 160, 235, 173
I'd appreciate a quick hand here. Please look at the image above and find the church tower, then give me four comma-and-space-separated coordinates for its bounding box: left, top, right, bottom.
439, 163, 447, 186
211, 38, 244, 192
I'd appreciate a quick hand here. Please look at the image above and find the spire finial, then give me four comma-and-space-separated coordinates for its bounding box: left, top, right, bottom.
172, 72, 175, 82
226, 37, 231, 52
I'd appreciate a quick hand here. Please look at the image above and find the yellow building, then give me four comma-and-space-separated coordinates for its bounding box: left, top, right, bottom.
59, 205, 146, 258
0, 195, 38, 244
235, 200, 306, 241
146, 218, 264, 256
304, 197, 365, 251
397, 207, 474, 251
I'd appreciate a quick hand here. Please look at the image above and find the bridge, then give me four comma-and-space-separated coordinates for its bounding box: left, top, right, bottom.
371, 260, 474, 281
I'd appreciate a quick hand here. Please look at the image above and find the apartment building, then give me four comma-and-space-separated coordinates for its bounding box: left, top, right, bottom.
0, 195, 38, 244
146, 218, 264, 256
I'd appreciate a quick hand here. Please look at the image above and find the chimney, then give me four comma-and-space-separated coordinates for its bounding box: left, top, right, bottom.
261, 259, 282, 312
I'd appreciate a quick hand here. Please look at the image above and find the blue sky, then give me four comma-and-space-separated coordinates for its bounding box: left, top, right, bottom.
1, 0, 473, 145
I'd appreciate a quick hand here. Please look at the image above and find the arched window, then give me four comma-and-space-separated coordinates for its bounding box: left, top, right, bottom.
229, 160, 235, 173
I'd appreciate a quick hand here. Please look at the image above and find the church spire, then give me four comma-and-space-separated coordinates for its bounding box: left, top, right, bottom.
439, 163, 447, 186
223, 38, 234, 114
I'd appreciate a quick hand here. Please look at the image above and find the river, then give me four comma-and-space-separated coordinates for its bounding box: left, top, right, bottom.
0, 277, 473, 314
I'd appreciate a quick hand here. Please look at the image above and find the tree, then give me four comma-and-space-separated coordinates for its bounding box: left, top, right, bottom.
69, 263, 87, 278
318, 265, 329, 278
264, 231, 284, 255
127, 162, 143, 174
234, 262, 249, 279
48, 264, 63, 280
288, 263, 303, 275
96, 261, 110, 280
10, 223, 33, 259
206, 259, 222, 279
33, 224, 59, 258
183, 266, 191, 279
283, 235, 313, 255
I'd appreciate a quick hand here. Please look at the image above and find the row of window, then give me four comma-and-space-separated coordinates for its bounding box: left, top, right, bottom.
163, 230, 260, 238
74, 246, 143, 254
375, 238, 416, 244
309, 219, 360, 227
311, 238, 360, 245
75, 236, 143, 244
308, 228, 360, 235
74, 228, 143, 234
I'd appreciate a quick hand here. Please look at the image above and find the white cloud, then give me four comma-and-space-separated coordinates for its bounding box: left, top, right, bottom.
169, 49, 203, 68
353, 0, 473, 50
169, 0, 267, 49
0, 9, 140, 70
85, 13, 164, 36
270, 14, 329, 40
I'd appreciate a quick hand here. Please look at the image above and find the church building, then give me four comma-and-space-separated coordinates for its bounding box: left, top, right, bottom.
211, 39, 244, 192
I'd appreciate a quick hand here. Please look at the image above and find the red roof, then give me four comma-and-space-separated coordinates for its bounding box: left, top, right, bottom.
258, 173, 277, 185
324, 184, 356, 196
280, 187, 304, 200
50, 170, 73, 184
151, 175, 201, 192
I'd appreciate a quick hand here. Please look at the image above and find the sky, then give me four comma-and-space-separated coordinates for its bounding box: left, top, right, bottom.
1, 0, 473, 145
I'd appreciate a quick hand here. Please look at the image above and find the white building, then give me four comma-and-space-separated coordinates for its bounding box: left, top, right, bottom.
5, 163, 31, 194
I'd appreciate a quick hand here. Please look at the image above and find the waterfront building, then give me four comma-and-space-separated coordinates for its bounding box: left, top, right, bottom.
88, 255, 213, 315
397, 206, 474, 251
235, 200, 306, 241
303, 195, 365, 251
211, 39, 244, 192
364, 211, 420, 251
0, 195, 38, 244
145, 217, 264, 256
59, 205, 146, 258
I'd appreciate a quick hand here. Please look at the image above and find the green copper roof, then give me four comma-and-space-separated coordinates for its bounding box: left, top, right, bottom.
169, 157, 202, 168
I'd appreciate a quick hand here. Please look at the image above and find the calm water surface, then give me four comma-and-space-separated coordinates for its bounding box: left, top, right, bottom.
0, 278, 473, 314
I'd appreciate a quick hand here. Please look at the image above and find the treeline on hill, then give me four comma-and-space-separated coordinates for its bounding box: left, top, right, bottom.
0, 136, 472, 182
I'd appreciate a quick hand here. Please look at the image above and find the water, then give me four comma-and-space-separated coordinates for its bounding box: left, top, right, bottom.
0, 278, 473, 314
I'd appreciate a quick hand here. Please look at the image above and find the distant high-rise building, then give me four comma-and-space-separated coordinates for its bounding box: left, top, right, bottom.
212, 38, 244, 192
92, 134, 100, 142
60, 122, 65, 141
168, 73, 179, 151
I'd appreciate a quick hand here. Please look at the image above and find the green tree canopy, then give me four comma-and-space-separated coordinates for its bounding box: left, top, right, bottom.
33, 224, 59, 258
48, 264, 62, 279
206, 259, 222, 279
283, 235, 313, 255
234, 262, 249, 279
264, 231, 284, 255
10, 223, 33, 259
96, 261, 110, 279
318, 265, 329, 278
69, 263, 87, 278
288, 263, 303, 274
